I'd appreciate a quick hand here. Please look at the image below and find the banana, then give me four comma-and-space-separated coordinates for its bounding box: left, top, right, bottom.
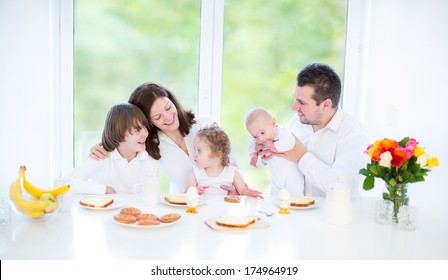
9, 179, 47, 218
19, 166, 70, 198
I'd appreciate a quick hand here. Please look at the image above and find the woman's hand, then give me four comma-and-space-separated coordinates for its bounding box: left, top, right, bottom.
90, 144, 109, 160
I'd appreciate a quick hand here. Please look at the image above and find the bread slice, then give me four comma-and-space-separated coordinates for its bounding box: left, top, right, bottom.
164, 195, 188, 205
216, 215, 256, 228
79, 196, 114, 208
290, 196, 315, 207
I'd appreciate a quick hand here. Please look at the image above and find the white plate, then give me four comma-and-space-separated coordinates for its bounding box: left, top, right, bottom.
160, 195, 207, 208
78, 196, 125, 211
112, 215, 181, 229
277, 197, 322, 210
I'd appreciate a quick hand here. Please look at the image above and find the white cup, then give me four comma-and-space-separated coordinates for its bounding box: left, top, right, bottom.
322, 184, 352, 225
134, 176, 160, 207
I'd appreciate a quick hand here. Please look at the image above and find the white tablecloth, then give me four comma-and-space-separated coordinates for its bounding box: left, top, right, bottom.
2, 194, 447, 260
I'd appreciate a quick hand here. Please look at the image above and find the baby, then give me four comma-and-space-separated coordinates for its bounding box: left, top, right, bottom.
186, 123, 262, 198
245, 107, 304, 196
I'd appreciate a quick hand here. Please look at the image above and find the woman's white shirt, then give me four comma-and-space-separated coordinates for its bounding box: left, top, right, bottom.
64, 149, 159, 194
158, 117, 215, 194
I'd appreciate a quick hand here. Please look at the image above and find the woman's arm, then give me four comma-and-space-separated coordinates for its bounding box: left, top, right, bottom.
89, 144, 110, 160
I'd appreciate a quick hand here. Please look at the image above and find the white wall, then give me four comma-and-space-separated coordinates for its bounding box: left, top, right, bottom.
344, 0, 448, 205
0, 0, 72, 198
0, 0, 446, 205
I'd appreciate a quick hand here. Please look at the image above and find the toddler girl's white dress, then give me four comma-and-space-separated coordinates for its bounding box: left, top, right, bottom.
192, 165, 235, 195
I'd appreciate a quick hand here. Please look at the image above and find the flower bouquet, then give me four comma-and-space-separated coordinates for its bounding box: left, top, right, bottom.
359, 137, 439, 223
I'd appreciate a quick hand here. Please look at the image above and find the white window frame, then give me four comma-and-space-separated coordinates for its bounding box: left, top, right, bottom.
55, 0, 74, 176
198, 0, 225, 121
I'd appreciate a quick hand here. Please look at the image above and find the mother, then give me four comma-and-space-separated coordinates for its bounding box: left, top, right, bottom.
91, 82, 233, 194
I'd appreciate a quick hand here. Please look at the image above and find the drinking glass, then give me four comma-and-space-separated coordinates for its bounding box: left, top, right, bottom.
0, 197, 11, 226
374, 199, 393, 224
398, 205, 418, 231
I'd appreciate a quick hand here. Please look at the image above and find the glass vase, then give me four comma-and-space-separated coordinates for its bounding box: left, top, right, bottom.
382, 182, 409, 223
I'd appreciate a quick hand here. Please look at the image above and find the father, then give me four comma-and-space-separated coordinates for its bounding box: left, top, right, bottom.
261, 63, 369, 197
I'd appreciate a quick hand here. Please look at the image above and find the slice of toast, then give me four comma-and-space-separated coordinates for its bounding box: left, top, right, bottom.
216, 215, 256, 228
164, 195, 188, 205
290, 196, 315, 207
79, 196, 114, 208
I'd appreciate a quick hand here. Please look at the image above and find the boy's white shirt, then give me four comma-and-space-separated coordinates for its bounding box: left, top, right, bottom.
64, 149, 159, 194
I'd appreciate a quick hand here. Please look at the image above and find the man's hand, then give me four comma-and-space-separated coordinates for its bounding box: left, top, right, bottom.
275, 137, 307, 162
260, 137, 307, 162
258, 143, 274, 161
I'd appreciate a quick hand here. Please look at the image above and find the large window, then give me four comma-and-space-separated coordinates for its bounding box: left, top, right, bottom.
74, 0, 347, 193
74, 0, 201, 165
221, 0, 348, 192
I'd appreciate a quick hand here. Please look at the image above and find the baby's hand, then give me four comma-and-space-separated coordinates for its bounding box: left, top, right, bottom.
197, 185, 209, 195
249, 153, 258, 167
240, 183, 263, 198
105, 186, 117, 194
220, 184, 238, 195
246, 188, 263, 199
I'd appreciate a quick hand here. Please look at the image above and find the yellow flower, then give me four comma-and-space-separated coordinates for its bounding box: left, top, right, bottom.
414, 146, 425, 157
368, 140, 381, 157
426, 157, 439, 168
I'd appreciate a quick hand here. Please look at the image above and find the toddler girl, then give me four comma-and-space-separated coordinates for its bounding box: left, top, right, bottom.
186, 123, 262, 198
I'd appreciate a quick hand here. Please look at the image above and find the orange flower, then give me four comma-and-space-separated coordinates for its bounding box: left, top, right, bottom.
380, 138, 398, 151
391, 148, 409, 167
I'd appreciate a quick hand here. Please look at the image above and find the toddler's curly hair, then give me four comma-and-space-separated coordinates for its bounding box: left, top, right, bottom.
196, 123, 231, 167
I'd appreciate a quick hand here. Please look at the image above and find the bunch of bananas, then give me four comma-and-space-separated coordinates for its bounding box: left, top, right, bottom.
9, 166, 70, 218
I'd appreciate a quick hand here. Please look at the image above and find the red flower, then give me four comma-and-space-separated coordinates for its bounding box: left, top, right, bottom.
391, 147, 409, 167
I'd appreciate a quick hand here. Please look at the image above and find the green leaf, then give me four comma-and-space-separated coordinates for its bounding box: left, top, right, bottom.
362, 175, 375, 190
398, 137, 410, 147
388, 177, 397, 187
368, 164, 380, 176
359, 168, 370, 176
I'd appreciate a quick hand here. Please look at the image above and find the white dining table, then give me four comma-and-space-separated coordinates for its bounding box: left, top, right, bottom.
2, 194, 448, 260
